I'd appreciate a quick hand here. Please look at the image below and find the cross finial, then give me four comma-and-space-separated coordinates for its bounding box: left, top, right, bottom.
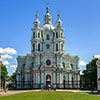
46, 3, 49, 13
58, 10, 60, 18
58, 10, 60, 14
36, 10, 38, 18
36, 10, 38, 14
46, 3, 49, 7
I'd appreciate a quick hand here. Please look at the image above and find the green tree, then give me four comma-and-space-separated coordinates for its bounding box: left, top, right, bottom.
81, 58, 98, 90
10, 72, 16, 81
1, 64, 8, 89
9, 72, 16, 89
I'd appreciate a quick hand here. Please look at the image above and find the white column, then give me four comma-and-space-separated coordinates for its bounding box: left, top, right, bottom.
41, 71, 43, 88
57, 72, 59, 85
54, 72, 56, 88
78, 72, 80, 89
17, 74, 19, 88
59, 73, 61, 88
25, 73, 27, 88
69, 72, 72, 88
34, 71, 36, 88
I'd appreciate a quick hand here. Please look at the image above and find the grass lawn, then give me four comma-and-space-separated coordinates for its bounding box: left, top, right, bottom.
0, 91, 100, 100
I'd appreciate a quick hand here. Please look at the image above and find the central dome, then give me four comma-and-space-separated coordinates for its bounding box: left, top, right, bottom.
41, 24, 55, 31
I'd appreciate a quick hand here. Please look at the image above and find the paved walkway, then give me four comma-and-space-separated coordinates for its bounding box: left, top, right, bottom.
0, 90, 40, 97
0, 89, 99, 97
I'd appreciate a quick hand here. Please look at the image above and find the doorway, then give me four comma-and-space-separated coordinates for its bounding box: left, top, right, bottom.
46, 75, 51, 88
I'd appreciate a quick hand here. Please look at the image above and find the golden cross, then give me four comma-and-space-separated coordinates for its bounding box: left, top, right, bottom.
46, 3, 49, 7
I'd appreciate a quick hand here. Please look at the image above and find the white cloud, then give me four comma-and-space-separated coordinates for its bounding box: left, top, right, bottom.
79, 60, 87, 66
2, 60, 10, 65
10, 65, 17, 69
94, 54, 100, 59
0, 47, 17, 54
1, 54, 13, 59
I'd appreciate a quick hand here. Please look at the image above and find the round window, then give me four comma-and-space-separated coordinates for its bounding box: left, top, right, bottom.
46, 60, 51, 66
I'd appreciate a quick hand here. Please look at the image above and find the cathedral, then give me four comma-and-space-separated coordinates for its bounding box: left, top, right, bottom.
16, 7, 80, 89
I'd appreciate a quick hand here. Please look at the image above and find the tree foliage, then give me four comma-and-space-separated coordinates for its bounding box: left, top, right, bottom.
10, 72, 16, 81
1, 64, 8, 81
8, 72, 16, 89
81, 58, 98, 90
1, 64, 9, 89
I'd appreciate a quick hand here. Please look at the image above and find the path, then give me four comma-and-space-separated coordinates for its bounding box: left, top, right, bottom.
0, 89, 99, 97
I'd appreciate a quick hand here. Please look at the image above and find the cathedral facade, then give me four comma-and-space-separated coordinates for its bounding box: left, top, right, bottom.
16, 7, 80, 89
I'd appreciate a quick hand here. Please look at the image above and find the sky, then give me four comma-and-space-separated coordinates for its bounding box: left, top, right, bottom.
0, 0, 100, 75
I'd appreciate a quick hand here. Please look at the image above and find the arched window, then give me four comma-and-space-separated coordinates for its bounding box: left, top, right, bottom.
63, 63, 65, 68
61, 32, 63, 38
47, 44, 50, 49
71, 64, 73, 69
38, 43, 40, 51
61, 44, 63, 50
72, 77, 74, 87
33, 44, 35, 51
32, 63, 34, 67
46, 34, 49, 40
56, 44, 58, 51
33, 32, 35, 38
53, 32, 55, 39
56, 32, 58, 38
23, 64, 25, 69
38, 32, 40, 38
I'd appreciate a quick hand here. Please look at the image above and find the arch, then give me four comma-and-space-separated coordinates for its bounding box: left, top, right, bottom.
62, 62, 65, 68
56, 32, 58, 38
33, 44, 35, 51
53, 32, 55, 39
46, 75, 51, 88
33, 32, 35, 38
38, 43, 40, 51
23, 64, 25, 69
31, 63, 34, 67
71, 64, 73, 69
72, 77, 74, 87
56, 43, 58, 51
47, 44, 50, 49
61, 44, 63, 50
38, 32, 40, 38
61, 32, 63, 38
46, 34, 49, 40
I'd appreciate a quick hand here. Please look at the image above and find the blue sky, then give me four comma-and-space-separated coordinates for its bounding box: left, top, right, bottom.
0, 0, 100, 75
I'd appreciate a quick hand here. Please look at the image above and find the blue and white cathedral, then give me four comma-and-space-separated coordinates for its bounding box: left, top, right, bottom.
16, 7, 80, 89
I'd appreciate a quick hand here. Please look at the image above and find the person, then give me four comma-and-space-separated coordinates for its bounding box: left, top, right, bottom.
48, 84, 51, 91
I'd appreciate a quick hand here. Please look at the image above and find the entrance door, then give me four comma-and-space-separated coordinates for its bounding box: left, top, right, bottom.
46, 75, 51, 88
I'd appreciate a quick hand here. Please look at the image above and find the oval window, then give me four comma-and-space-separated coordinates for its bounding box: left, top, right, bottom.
46, 60, 51, 66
